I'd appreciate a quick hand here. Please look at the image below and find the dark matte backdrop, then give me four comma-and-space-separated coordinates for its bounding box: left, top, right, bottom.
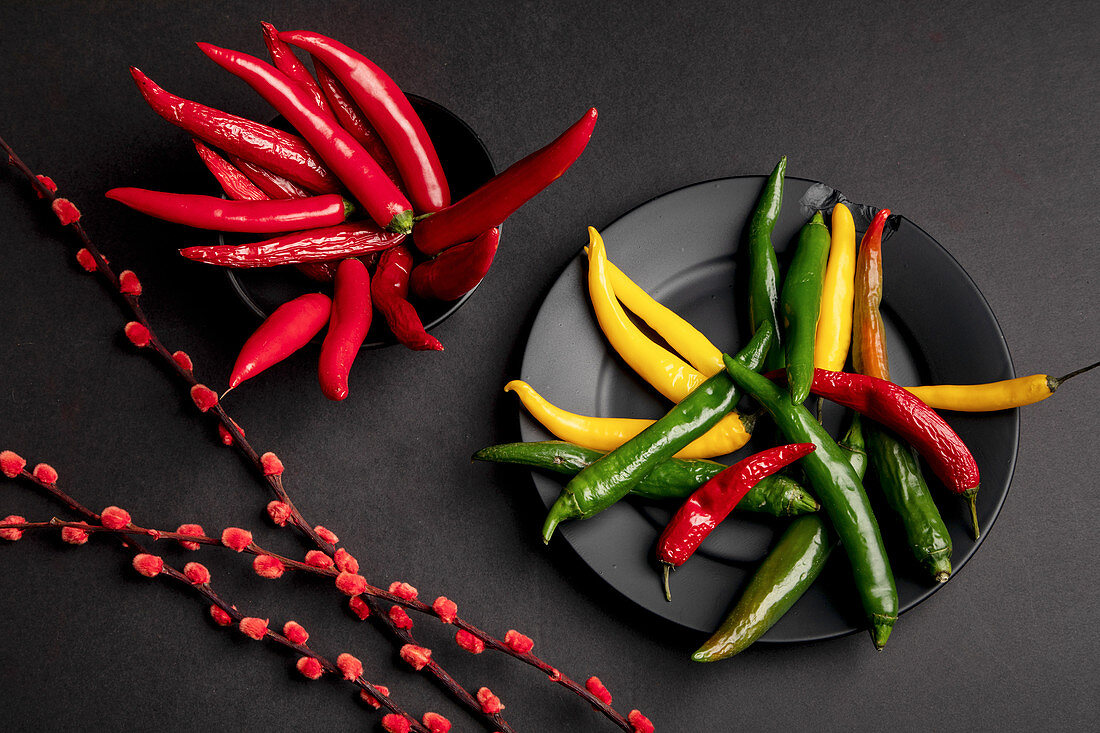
1, 2, 1096, 731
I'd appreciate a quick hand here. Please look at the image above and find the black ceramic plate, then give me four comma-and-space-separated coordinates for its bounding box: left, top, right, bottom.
225, 95, 496, 348
517, 176, 1017, 640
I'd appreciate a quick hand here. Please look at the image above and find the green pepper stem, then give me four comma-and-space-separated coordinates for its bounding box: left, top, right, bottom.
1050, 359, 1100, 391
965, 488, 980, 540
661, 563, 673, 602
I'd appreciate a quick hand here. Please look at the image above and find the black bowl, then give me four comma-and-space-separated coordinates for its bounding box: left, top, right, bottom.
223, 95, 495, 348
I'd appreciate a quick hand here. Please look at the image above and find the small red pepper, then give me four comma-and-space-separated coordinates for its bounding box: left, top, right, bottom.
372, 245, 442, 351
411, 227, 500, 301
657, 442, 816, 600
280, 30, 449, 213
260, 21, 333, 117
179, 223, 403, 267
129, 66, 339, 194
106, 188, 352, 233
318, 258, 372, 401
228, 153, 311, 199
192, 140, 266, 201
295, 261, 339, 282
196, 43, 414, 234
413, 107, 597, 255
229, 292, 332, 390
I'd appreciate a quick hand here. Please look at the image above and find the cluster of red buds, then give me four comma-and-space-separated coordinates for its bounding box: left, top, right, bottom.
0, 135, 656, 733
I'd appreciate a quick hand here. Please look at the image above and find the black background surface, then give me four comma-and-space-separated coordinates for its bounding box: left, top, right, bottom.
1, 2, 1096, 731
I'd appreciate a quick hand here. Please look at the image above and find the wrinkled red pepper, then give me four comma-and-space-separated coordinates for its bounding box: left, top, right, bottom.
179, 223, 403, 267
192, 139, 266, 201
411, 227, 500, 301
228, 153, 311, 199
371, 245, 442, 351
229, 292, 332, 390
106, 188, 353, 233
318, 258, 372, 401
260, 21, 333, 117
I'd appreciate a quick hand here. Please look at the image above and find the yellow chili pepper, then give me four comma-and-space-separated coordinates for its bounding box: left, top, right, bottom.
905, 361, 1099, 411
814, 202, 856, 371
504, 380, 751, 459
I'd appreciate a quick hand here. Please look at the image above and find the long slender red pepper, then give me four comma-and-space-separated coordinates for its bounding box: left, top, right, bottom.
260, 21, 333, 117
196, 43, 414, 234
411, 227, 500, 301
105, 188, 353, 233
852, 208, 892, 380
229, 153, 311, 199
281, 30, 449, 213
371, 245, 442, 351
318, 258, 373, 401
657, 443, 816, 601
180, 223, 403, 267
771, 368, 982, 530
128, 66, 339, 194
413, 107, 598, 255
228, 292, 332, 390
192, 139, 266, 201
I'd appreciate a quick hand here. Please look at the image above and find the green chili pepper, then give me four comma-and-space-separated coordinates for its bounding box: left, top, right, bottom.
779, 211, 830, 404
722, 354, 898, 649
693, 415, 867, 661
541, 323, 773, 542
747, 157, 786, 373
866, 426, 953, 582
474, 441, 819, 517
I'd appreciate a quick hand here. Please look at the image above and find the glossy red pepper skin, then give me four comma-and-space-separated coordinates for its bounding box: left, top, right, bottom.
411, 227, 500, 301
106, 188, 352, 233
196, 43, 414, 234
193, 139, 266, 201
229, 153, 311, 199
371, 245, 442, 351
280, 30, 448, 213
658, 443, 817, 570
180, 223, 403, 267
413, 107, 597, 255
129, 66, 338, 194
260, 21, 332, 117
318, 258, 372, 401
229, 292, 332, 389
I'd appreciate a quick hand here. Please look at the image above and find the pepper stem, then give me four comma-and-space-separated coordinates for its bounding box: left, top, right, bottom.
964, 488, 980, 540
386, 209, 415, 235
1049, 359, 1100, 391
661, 563, 673, 603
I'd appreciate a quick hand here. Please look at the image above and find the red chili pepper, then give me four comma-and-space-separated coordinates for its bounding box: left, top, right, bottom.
192, 139, 266, 201
229, 292, 332, 390
295, 261, 339, 282
313, 59, 404, 189
318, 258, 372, 401
196, 43, 413, 234
106, 188, 353, 233
852, 208, 892, 381
179, 223, 403, 267
656, 442, 816, 600
410, 227, 500, 301
129, 66, 339, 194
280, 30, 450, 214
413, 107, 598, 255
371, 245, 442, 351
260, 21, 333, 117
228, 153, 311, 199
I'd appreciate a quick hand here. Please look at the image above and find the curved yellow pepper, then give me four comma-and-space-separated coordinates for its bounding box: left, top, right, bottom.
504, 380, 750, 459
905, 375, 1056, 411
814, 202, 856, 371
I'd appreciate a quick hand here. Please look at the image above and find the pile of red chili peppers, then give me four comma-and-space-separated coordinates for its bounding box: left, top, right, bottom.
111, 24, 597, 400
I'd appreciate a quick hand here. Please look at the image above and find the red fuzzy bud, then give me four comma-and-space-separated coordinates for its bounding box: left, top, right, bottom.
336, 652, 363, 681
381, 714, 411, 733
359, 684, 390, 709
314, 525, 339, 544
628, 710, 654, 733
172, 350, 193, 372
132, 553, 164, 578
504, 629, 534, 654
176, 523, 204, 551
221, 527, 252, 552
51, 197, 81, 225
124, 321, 151, 347
455, 629, 485, 654
422, 712, 452, 733
61, 526, 90, 545
476, 686, 504, 715
348, 596, 371, 620
253, 554, 286, 579
388, 581, 418, 601
238, 616, 268, 640
118, 270, 142, 295
260, 452, 284, 476
75, 248, 98, 272
183, 562, 211, 584
283, 620, 309, 644
335, 571, 367, 596
100, 505, 131, 529
586, 676, 612, 705
209, 605, 233, 626
432, 596, 458, 623
190, 384, 218, 412
388, 605, 413, 630
399, 644, 432, 671
0, 515, 26, 541
296, 656, 324, 680
266, 500, 292, 526
1, 450, 27, 478
334, 548, 359, 574
304, 550, 334, 569
31, 463, 58, 484
35, 174, 58, 196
